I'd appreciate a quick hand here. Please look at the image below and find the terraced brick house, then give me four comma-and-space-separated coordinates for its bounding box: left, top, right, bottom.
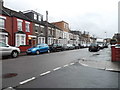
1, 1, 34, 48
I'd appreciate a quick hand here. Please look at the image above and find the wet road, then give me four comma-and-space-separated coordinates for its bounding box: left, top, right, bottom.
2, 47, 118, 89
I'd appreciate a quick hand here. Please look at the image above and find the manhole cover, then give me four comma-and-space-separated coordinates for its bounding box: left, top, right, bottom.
2, 73, 17, 78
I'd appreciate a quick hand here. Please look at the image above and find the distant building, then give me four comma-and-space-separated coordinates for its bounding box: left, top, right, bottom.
52, 21, 70, 44
113, 33, 120, 43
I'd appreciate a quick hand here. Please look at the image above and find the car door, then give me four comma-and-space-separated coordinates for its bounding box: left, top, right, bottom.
39, 44, 46, 52
43, 44, 48, 52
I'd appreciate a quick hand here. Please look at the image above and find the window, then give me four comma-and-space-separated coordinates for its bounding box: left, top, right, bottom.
17, 19, 23, 31
34, 14, 37, 20
16, 34, 26, 46
0, 34, 8, 44
26, 22, 30, 32
38, 37, 45, 44
0, 16, 6, 29
40, 26, 44, 34
0, 18, 5, 29
38, 16, 41, 21
35, 24, 39, 33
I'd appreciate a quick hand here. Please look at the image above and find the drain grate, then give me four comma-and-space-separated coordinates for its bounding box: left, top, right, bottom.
2, 73, 17, 78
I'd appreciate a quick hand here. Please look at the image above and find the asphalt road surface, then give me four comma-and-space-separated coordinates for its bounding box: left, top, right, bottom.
17, 63, 119, 88
1, 47, 119, 89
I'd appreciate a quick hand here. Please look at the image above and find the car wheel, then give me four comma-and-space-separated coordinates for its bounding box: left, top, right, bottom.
11, 51, 18, 58
47, 50, 50, 53
89, 49, 91, 52
36, 50, 40, 55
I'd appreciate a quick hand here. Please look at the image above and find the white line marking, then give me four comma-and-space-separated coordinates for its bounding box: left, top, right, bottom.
40, 71, 51, 76
53, 67, 62, 71
63, 64, 69, 67
19, 77, 36, 85
8, 87, 13, 89
69, 63, 74, 65
80, 63, 88, 67
106, 68, 115, 71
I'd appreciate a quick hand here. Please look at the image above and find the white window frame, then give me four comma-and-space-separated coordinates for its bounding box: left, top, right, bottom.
25, 21, 30, 32
15, 34, 26, 47
38, 16, 41, 21
17, 19, 23, 31
38, 37, 45, 44
34, 14, 37, 20
0, 16, 6, 29
40, 25, 44, 34
0, 32, 8, 44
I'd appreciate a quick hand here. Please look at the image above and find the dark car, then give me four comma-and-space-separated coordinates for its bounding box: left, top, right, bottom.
49, 44, 64, 52
88, 43, 100, 52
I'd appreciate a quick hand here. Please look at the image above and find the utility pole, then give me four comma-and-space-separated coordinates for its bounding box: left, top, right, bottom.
45, 11, 48, 44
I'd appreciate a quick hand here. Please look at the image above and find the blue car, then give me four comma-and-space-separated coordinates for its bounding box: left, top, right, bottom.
26, 44, 50, 55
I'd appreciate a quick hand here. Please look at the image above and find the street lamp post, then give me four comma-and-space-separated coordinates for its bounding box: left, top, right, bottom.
45, 11, 48, 44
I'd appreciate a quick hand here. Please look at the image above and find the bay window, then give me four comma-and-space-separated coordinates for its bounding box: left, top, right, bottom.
15, 34, 26, 47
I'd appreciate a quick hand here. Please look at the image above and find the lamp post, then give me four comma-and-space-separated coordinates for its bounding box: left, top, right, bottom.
45, 11, 48, 44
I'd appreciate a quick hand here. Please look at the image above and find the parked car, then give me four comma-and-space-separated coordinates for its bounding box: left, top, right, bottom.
0, 42, 20, 58
97, 42, 104, 49
49, 44, 64, 52
66, 44, 75, 50
80, 43, 87, 48
88, 43, 100, 52
62, 44, 69, 50
103, 43, 108, 48
26, 44, 50, 55
73, 44, 80, 49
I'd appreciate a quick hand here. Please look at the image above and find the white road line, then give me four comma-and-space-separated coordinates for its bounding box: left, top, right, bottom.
69, 63, 74, 65
63, 64, 69, 67
106, 68, 115, 71
53, 67, 62, 71
19, 77, 36, 85
80, 63, 88, 67
40, 71, 51, 76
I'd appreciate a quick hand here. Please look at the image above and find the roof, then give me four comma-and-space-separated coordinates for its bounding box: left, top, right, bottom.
2, 6, 32, 22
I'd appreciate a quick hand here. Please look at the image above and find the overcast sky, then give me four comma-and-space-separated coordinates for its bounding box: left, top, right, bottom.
3, 0, 120, 38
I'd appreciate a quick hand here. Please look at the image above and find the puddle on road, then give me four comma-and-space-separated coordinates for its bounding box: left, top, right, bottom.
2, 73, 18, 78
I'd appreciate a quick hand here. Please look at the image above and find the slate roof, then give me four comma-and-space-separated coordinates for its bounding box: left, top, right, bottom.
2, 6, 32, 22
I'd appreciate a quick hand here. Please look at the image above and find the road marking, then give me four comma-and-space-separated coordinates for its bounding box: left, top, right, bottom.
19, 77, 36, 85
106, 68, 115, 71
53, 67, 62, 71
63, 64, 69, 67
69, 63, 74, 65
40, 71, 51, 76
80, 63, 88, 67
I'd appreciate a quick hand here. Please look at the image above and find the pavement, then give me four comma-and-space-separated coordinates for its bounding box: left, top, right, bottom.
79, 59, 120, 72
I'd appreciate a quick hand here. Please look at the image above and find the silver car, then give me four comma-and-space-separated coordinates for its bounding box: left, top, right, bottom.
0, 42, 20, 58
